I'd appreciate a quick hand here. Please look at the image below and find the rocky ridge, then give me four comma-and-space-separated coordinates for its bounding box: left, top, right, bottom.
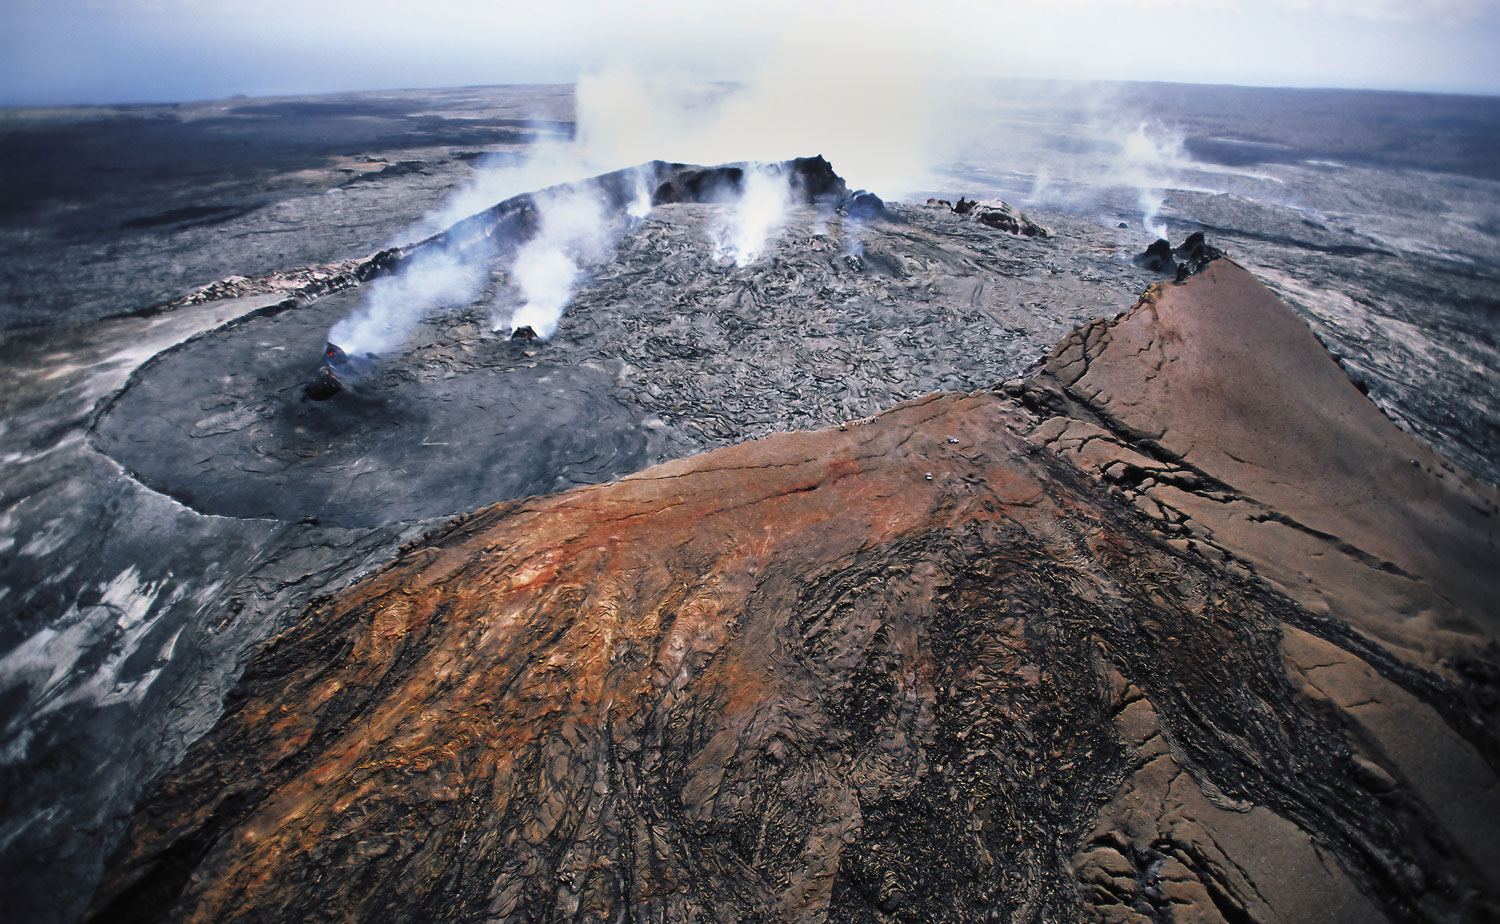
86, 260, 1500, 923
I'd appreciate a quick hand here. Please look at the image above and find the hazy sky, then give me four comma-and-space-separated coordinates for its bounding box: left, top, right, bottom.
3, 0, 1499, 106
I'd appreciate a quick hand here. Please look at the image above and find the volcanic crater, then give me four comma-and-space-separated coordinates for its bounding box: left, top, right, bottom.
91, 160, 1145, 527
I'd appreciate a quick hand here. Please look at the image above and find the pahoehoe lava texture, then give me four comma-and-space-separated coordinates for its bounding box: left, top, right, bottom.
88, 158, 852, 526
91, 290, 649, 527
88, 263, 1500, 924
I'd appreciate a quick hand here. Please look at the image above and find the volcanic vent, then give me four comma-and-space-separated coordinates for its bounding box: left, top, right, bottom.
90, 158, 1138, 527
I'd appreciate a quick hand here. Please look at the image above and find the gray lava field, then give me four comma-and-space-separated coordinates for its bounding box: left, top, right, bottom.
2, 82, 1499, 924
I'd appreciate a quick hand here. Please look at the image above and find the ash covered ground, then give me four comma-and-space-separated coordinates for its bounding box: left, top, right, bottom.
2, 81, 1499, 924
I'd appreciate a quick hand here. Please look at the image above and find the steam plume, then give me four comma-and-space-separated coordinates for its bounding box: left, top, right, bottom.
326, 40, 963, 357
713, 163, 793, 266
1120, 121, 1184, 239
327, 246, 484, 357
498, 180, 613, 338
1002, 95, 1186, 240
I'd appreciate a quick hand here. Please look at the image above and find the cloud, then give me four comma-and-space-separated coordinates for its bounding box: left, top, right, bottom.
6, 0, 1498, 105
1013, 0, 1496, 24
1266, 0, 1499, 25
22, 0, 1500, 31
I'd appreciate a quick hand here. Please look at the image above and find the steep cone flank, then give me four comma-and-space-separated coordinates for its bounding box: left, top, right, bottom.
90, 260, 1500, 924
1033, 261, 1500, 676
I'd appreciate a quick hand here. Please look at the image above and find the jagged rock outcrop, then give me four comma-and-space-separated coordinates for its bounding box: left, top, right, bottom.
646, 156, 848, 208
1129, 233, 1223, 280
1171, 231, 1219, 275
87, 259, 1500, 923
1132, 239, 1176, 274
930, 196, 1049, 237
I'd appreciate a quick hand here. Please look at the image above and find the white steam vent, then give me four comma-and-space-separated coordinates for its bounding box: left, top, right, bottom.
327, 246, 484, 357
498, 182, 612, 339
714, 163, 793, 267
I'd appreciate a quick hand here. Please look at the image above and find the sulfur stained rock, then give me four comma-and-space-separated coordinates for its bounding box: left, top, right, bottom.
87, 261, 1500, 924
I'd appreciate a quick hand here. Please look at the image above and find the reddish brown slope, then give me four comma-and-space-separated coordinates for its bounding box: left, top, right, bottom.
1036, 260, 1499, 667
90, 260, 1500, 924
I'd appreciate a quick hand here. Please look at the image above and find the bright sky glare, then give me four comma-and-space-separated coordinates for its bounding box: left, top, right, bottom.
3, 0, 1499, 106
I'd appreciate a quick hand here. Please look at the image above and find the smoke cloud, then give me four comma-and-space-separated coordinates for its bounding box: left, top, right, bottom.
951, 82, 1190, 241
498, 179, 616, 338
1119, 121, 1186, 240
594, 54, 952, 199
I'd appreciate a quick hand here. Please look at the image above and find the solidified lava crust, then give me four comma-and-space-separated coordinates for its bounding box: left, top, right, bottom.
88, 159, 1111, 528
